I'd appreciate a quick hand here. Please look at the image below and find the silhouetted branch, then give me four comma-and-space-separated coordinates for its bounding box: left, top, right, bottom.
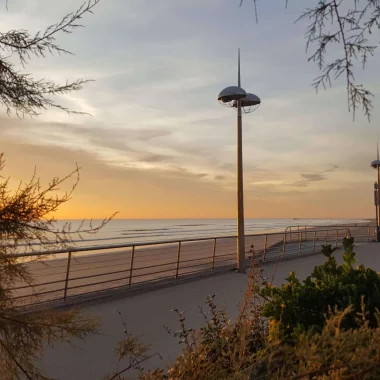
0, 0, 100, 116
0, 152, 115, 379
106, 310, 160, 380
240, 0, 380, 121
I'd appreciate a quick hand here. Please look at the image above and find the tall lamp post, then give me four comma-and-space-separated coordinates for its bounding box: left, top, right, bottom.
374, 182, 379, 239
371, 143, 380, 242
217, 49, 261, 273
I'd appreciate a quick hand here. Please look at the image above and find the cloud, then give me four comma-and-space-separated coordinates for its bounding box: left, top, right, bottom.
325, 165, 340, 173
289, 165, 341, 188
0, 117, 237, 183
140, 154, 170, 163
2, 0, 380, 203
291, 181, 309, 188
301, 173, 326, 182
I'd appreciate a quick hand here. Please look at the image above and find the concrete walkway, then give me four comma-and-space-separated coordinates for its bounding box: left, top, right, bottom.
41, 242, 380, 379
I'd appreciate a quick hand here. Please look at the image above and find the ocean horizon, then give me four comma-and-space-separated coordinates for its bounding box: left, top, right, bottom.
55, 218, 372, 246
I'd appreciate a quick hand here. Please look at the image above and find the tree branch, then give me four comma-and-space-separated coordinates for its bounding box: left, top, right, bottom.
0, 1, 101, 116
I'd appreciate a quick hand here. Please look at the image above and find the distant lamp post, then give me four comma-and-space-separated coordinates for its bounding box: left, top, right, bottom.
217, 49, 261, 273
370, 143, 380, 242
374, 182, 379, 239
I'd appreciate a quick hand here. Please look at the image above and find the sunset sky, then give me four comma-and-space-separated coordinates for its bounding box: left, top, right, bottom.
1, 0, 380, 219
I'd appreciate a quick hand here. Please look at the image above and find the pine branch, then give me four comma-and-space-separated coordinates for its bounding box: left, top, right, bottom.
240, 0, 380, 120
0, 1, 100, 63
0, 340, 34, 380
296, 0, 380, 121
0, 1, 101, 116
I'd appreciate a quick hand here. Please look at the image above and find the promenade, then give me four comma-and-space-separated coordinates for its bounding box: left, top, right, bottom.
41, 241, 380, 379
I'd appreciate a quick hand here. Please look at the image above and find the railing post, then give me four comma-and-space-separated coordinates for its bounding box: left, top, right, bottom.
63, 251, 72, 302
263, 234, 268, 262
281, 234, 286, 257
211, 238, 217, 271
298, 232, 302, 254
336, 229, 338, 247
128, 246, 135, 287
325, 230, 328, 244
175, 241, 181, 279
313, 231, 317, 252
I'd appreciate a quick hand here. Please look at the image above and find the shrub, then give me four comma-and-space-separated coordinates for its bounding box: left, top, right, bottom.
260, 237, 380, 339
114, 238, 380, 379
109, 265, 269, 380
137, 298, 380, 380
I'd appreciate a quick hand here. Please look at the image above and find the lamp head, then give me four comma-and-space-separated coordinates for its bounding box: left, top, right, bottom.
241, 93, 261, 106
232, 93, 261, 113
218, 86, 246, 106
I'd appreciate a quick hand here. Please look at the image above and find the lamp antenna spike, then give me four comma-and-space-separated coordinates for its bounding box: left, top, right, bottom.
238, 48, 241, 87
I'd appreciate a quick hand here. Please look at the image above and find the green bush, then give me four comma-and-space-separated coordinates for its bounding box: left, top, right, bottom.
260, 237, 380, 339
113, 237, 380, 379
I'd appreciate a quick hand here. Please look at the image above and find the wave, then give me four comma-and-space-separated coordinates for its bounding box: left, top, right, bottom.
123, 227, 182, 233
45, 218, 372, 247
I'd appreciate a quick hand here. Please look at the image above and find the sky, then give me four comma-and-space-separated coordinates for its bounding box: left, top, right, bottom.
1, 0, 380, 219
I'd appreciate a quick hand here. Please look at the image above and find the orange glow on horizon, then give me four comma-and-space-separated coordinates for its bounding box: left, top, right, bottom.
1, 138, 375, 220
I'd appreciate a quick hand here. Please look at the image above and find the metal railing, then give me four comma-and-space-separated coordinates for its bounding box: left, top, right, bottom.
285, 225, 308, 234
285, 224, 377, 242
7, 225, 369, 308
251, 227, 351, 264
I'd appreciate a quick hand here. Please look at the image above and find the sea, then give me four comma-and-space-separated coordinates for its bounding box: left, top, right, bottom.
56, 218, 371, 247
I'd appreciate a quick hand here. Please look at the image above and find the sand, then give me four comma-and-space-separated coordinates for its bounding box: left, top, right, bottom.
11, 222, 375, 306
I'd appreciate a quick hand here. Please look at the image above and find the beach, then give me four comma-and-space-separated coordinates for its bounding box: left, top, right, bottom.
11, 222, 375, 307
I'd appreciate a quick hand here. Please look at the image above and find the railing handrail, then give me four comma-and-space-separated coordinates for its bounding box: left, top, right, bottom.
12, 225, 376, 308
285, 225, 307, 233
9, 227, 353, 259
284, 224, 373, 233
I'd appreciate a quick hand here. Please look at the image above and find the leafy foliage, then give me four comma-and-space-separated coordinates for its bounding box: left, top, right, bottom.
261, 236, 380, 339
136, 305, 380, 379
111, 263, 269, 380
117, 246, 380, 380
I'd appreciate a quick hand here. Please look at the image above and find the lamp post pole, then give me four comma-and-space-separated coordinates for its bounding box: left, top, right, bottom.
375, 183, 379, 241
378, 167, 380, 229
377, 168, 380, 242
236, 49, 245, 273
370, 143, 380, 242
217, 49, 261, 272
236, 97, 245, 273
